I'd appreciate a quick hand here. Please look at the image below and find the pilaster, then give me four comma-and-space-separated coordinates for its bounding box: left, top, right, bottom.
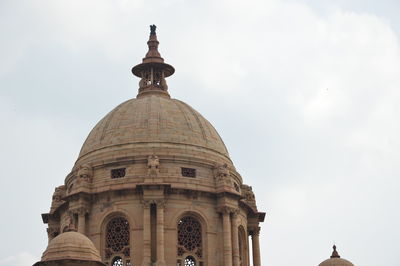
142, 200, 152, 266
232, 210, 240, 266
156, 200, 166, 266
219, 206, 234, 266
250, 227, 261, 266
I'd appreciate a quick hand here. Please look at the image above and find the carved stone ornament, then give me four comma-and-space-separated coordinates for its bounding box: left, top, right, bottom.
47, 227, 60, 239
77, 164, 93, 181
141, 199, 166, 209
214, 163, 230, 181
241, 184, 256, 203
141, 199, 154, 208
71, 207, 89, 216
217, 206, 237, 215
249, 226, 261, 236
147, 155, 160, 176
50, 185, 65, 212
155, 199, 166, 208
64, 214, 76, 232
52, 185, 65, 202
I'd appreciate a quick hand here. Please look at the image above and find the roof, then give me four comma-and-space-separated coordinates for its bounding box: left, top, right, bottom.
76, 95, 230, 165
40, 232, 102, 262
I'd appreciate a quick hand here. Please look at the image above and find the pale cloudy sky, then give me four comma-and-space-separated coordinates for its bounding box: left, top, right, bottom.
1, 0, 399, 266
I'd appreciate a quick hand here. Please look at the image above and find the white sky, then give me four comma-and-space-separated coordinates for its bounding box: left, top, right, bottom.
1, 0, 399, 265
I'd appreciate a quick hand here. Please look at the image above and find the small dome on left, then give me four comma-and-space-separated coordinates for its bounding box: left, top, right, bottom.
33, 231, 105, 266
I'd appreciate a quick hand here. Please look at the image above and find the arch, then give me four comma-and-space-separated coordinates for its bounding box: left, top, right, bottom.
184, 255, 197, 266
238, 225, 248, 266
99, 208, 137, 231
112, 256, 123, 266
100, 212, 131, 266
176, 214, 204, 266
171, 209, 209, 233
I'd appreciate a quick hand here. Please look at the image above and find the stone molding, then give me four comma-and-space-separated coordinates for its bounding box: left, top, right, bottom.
141, 199, 166, 208
217, 206, 238, 215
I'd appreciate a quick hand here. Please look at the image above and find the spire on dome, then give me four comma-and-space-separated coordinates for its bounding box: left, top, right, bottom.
330, 245, 341, 258
132, 25, 175, 98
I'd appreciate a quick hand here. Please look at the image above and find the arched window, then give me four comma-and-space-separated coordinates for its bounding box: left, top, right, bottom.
238, 226, 248, 266
112, 256, 123, 266
177, 216, 203, 265
104, 217, 130, 266
184, 256, 196, 266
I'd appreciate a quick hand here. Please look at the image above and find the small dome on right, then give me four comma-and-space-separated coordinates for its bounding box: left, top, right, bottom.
319, 245, 355, 266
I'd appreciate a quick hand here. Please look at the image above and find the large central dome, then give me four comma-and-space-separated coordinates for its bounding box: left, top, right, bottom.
78, 96, 229, 160
40, 25, 264, 266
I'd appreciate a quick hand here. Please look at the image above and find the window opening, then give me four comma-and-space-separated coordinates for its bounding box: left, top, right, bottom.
105, 217, 130, 264
177, 216, 203, 264
111, 168, 126, 179
112, 257, 123, 266
181, 168, 196, 178
184, 256, 196, 266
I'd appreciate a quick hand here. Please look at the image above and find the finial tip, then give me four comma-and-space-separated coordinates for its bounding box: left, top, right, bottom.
150, 24, 157, 35
330, 245, 340, 258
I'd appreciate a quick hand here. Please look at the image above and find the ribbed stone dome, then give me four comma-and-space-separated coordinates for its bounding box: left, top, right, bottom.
77, 95, 229, 163
41, 232, 102, 262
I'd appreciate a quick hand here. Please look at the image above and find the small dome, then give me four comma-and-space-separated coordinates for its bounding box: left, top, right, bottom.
41, 231, 102, 262
319, 258, 354, 266
319, 245, 354, 266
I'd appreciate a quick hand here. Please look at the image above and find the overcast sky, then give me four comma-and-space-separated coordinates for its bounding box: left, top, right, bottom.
1, 0, 399, 265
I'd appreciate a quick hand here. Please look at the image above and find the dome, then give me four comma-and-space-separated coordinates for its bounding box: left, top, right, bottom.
319, 246, 354, 266
77, 95, 230, 164
40, 231, 102, 262
319, 258, 354, 266
77, 94, 230, 170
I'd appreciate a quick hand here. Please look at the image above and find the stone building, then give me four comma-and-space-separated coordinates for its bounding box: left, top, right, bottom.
35, 25, 265, 266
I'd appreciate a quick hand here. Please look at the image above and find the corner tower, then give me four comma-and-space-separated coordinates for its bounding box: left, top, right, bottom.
39, 25, 265, 266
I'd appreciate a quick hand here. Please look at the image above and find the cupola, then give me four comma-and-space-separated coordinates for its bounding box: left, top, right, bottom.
131, 24, 175, 98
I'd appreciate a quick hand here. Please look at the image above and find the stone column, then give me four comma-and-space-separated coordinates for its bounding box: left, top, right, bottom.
232, 211, 240, 266
77, 208, 87, 234
142, 201, 152, 266
251, 227, 261, 266
156, 200, 166, 266
222, 207, 233, 266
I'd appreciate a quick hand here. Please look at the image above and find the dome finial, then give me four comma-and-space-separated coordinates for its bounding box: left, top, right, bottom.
330, 245, 340, 258
150, 24, 157, 35
131, 26, 175, 98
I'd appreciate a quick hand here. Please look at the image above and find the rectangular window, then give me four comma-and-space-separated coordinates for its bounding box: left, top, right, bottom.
181, 167, 196, 178
111, 168, 126, 179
